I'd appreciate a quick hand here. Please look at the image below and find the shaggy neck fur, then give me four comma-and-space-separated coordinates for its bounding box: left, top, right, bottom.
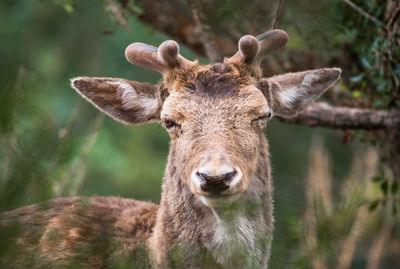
150, 135, 274, 269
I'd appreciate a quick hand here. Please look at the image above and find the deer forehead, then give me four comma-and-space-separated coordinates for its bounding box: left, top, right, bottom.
161, 85, 269, 122
165, 62, 256, 92
161, 63, 268, 119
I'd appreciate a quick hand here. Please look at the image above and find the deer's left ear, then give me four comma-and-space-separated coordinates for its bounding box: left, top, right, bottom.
259, 68, 341, 117
71, 77, 161, 124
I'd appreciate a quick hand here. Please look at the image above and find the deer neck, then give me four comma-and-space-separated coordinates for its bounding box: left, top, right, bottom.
150, 135, 273, 267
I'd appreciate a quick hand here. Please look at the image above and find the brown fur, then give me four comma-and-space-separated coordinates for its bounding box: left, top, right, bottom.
1, 197, 158, 268
1, 29, 341, 269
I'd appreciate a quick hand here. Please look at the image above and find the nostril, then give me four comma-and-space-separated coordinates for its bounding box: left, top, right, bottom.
196, 172, 208, 181
196, 170, 237, 183
222, 170, 237, 183
196, 169, 237, 194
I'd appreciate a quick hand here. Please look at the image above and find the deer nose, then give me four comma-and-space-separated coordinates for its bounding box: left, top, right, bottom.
191, 154, 242, 195
196, 170, 237, 194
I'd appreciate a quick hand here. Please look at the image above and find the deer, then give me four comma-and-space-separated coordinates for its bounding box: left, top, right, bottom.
0, 29, 341, 269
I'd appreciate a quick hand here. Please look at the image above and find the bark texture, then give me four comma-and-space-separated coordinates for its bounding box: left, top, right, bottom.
278, 103, 400, 130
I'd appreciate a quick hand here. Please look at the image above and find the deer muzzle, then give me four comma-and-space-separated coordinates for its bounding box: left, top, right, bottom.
191, 154, 242, 199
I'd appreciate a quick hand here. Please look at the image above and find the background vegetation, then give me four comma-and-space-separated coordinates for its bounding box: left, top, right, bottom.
0, 0, 398, 268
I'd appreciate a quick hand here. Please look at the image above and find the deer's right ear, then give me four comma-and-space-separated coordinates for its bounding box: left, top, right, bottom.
71, 77, 161, 124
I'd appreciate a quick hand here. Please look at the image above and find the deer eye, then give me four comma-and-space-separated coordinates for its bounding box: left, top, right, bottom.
252, 114, 268, 123
163, 118, 181, 130
251, 111, 273, 126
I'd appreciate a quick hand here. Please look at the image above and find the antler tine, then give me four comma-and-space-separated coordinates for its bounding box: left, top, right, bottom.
157, 40, 195, 70
228, 29, 288, 76
125, 43, 163, 73
228, 35, 260, 65
125, 41, 194, 74
255, 29, 288, 64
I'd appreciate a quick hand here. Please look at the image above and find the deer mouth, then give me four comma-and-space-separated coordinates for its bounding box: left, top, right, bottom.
199, 192, 240, 207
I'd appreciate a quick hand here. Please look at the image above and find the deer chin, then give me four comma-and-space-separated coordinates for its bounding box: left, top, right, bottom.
198, 193, 241, 208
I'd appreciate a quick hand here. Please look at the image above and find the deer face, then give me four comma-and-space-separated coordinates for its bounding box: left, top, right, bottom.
71, 30, 341, 208
161, 63, 270, 205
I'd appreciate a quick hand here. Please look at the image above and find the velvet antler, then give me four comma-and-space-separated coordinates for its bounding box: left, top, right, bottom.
125, 30, 287, 76
228, 29, 288, 76
125, 40, 195, 74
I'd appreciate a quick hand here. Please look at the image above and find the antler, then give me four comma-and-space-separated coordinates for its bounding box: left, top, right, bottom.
228, 29, 288, 76
125, 40, 195, 74
125, 29, 287, 75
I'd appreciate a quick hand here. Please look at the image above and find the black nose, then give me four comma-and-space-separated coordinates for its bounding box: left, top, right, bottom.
197, 170, 237, 194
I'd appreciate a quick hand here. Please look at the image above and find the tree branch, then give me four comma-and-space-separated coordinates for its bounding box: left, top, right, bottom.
277, 103, 400, 130
272, 0, 284, 29
105, 0, 130, 31
191, 6, 223, 62
117, 0, 333, 72
339, 0, 383, 27
118, 0, 216, 56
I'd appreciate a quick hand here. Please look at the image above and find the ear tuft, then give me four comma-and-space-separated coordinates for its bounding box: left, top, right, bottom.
263, 68, 341, 117
70, 77, 86, 91
326, 67, 342, 79
302, 68, 341, 89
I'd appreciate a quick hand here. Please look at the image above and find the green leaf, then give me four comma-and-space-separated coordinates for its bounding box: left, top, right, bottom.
373, 100, 384, 108
377, 81, 387, 92
350, 73, 364, 83
372, 36, 383, 48
381, 180, 388, 195
392, 181, 398, 194
361, 57, 372, 69
352, 90, 362, 97
333, 29, 357, 44
368, 200, 380, 211
394, 64, 400, 75
63, 3, 74, 14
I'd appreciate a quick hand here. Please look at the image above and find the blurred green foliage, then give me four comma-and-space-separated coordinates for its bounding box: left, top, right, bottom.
337, 0, 400, 109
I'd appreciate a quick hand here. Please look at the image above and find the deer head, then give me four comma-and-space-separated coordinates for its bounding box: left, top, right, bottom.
71, 30, 340, 208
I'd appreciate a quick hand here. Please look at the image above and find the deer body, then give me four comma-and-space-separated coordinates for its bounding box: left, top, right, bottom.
149, 131, 273, 268
0, 196, 158, 268
0, 29, 341, 268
